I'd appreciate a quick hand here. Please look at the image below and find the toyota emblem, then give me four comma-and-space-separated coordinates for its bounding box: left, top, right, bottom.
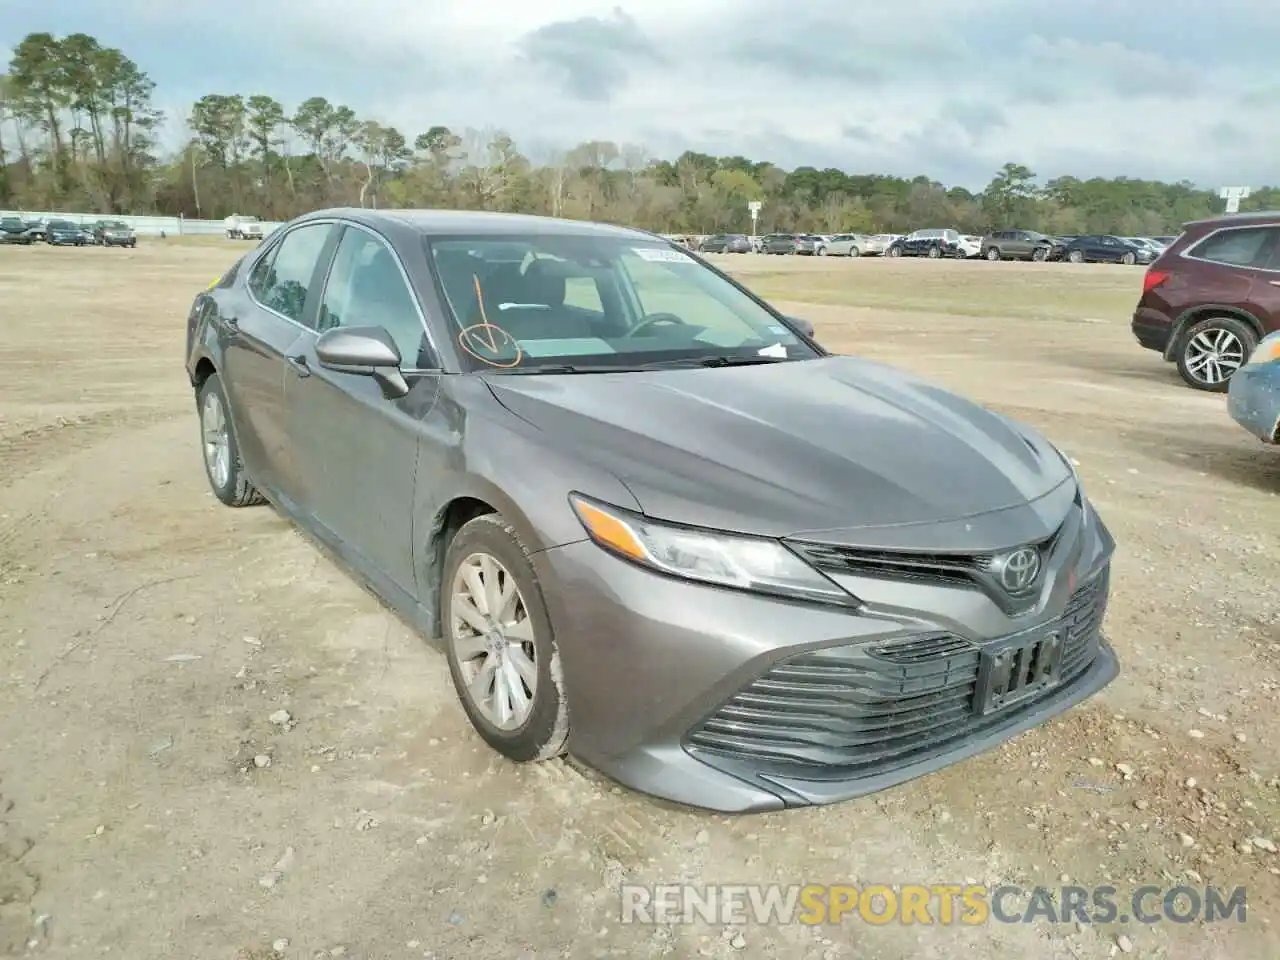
995, 547, 1041, 593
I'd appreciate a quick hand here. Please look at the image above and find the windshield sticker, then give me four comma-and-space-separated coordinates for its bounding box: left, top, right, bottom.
632, 247, 693, 264
757, 343, 789, 358
458, 274, 523, 367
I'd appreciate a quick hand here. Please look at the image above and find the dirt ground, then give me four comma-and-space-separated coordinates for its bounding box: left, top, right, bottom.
1, 242, 1277, 960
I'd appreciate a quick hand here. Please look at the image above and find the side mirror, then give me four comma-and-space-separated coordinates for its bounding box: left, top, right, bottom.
786, 316, 816, 339
315, 326, 409, 399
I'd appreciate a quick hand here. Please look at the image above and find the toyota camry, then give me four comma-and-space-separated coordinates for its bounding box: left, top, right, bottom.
185, 208, 1118, 813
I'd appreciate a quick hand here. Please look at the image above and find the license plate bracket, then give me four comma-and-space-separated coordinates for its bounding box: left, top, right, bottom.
974, 627, 1065, 716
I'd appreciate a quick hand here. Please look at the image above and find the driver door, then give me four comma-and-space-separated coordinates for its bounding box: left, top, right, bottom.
283, 224, 440, 594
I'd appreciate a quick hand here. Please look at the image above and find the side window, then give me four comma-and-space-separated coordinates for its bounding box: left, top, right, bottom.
1191, 228, 1279, 269
319, 227, 431, 368
253, 223, 332, 323
247, 244, 278, 297
563, 277, 604, 314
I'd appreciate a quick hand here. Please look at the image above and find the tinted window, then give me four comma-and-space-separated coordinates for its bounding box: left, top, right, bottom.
319, 227, 432, 367
1190, 227, 1279, 269
252, 223, 332, 323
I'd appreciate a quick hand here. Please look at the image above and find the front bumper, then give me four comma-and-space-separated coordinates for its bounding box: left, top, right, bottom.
1227, 362, 1280, 443
535, 516, 1117, 813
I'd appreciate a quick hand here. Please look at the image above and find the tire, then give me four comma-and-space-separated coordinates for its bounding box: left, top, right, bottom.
1121, 251, 1136, 265
1031, 246, 1048, 262
442, 513, 570, 763
887, 245, 902, 258
1067, 250, 1084, 263
196, 373, 266, 507
817, 246, 828, 256
1175, 316, 1257, 392
986, 247, 1001, 261
927, 245, 942, 259
848, 246, 860, 258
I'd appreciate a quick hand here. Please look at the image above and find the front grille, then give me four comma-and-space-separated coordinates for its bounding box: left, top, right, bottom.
791, 524, 1065, 592
687, 569, 1109, 777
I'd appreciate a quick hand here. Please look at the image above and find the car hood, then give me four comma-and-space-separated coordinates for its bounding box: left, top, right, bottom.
484, 356, 1072, 541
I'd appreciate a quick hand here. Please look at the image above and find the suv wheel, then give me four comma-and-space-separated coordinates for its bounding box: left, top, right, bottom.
985, 247, 1001, 261
1176, 316, 1256, 392
927, 245, 942, 259
1031, 246, 1048, 262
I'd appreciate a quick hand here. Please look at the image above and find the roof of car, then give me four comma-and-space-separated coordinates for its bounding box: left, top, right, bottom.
295, 207, 660, 241
1184, 210, 1280, 228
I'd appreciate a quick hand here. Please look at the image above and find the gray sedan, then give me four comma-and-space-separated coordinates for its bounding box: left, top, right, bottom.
186, 208, 1118, 813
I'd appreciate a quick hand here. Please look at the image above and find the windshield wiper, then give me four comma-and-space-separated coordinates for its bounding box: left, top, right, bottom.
488, 363, 634, 375
640, 354, 795, 370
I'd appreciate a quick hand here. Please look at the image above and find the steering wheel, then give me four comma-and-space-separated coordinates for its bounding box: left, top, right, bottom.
627, 313, 690, 338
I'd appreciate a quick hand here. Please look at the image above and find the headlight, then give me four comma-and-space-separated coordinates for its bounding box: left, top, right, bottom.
1245, 337, 1280, 367
569, 494, 856, 605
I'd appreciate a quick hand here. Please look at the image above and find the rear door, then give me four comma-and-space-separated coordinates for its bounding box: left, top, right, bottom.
220, 222, 337, 500
283, 223, 440, 593
1183, 226, 1280, 334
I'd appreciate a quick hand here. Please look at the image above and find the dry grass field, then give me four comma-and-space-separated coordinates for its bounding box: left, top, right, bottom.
1, 241, 1277, 959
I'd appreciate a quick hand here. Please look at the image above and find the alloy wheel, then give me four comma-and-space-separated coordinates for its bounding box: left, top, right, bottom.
201, 390, 231, 489
449, 552, 537, 731
1183, 327, 1245, 387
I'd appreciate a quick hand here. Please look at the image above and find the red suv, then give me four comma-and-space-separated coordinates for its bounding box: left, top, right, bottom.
1131, 211, 1280, 391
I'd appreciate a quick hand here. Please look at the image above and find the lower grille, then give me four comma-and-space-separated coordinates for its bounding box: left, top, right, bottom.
687, 568, 1109, 777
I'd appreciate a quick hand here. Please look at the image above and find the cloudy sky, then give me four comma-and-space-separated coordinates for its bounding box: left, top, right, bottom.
3, 0, 1278, 188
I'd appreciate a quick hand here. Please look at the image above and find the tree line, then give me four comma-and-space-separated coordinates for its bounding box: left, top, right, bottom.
2, 31, 1276, 236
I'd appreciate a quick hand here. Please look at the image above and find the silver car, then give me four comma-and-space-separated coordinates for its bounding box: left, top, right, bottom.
825, 234, 873, 257
186, 209, 1118, 813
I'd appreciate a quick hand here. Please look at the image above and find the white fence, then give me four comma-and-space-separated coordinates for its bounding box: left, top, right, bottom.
0, 210, 285, 238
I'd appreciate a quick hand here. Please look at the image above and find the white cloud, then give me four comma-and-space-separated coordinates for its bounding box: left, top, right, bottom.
16, 0, 1280, 187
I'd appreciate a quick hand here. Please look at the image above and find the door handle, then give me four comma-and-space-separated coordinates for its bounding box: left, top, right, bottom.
285, 354, 311, 377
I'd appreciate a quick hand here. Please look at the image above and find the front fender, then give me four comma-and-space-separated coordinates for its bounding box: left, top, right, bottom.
411, 378, 641, 624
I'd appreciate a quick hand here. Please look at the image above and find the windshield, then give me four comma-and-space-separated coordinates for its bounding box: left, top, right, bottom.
427, 234, 820, 372
102, 221, 127, 229
49, 220, 73, 229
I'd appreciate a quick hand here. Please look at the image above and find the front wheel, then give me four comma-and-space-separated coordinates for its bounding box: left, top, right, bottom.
887, 245, 902, 257
197, 374, 266, 507
1067, 250, 1084, 263
986, 247, 1001, 261
1031, 246, 1048, 262
443, 514, 570, 762
927, 245, 942, 259
1176, 316, 1256, 392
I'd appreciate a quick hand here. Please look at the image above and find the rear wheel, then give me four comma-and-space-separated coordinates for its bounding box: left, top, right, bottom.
443, 514, 570, 762
197, 374, 266, 506
927, 245, 942, 259
848, 246, 860, 257
1176, 316, 1256, 392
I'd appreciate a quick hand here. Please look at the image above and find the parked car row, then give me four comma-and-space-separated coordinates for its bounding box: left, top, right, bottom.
0, 214, 137, 248
685, 229, 1168, 266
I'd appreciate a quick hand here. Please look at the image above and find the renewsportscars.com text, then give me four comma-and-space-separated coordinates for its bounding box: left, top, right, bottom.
620, 883, 1248, 926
